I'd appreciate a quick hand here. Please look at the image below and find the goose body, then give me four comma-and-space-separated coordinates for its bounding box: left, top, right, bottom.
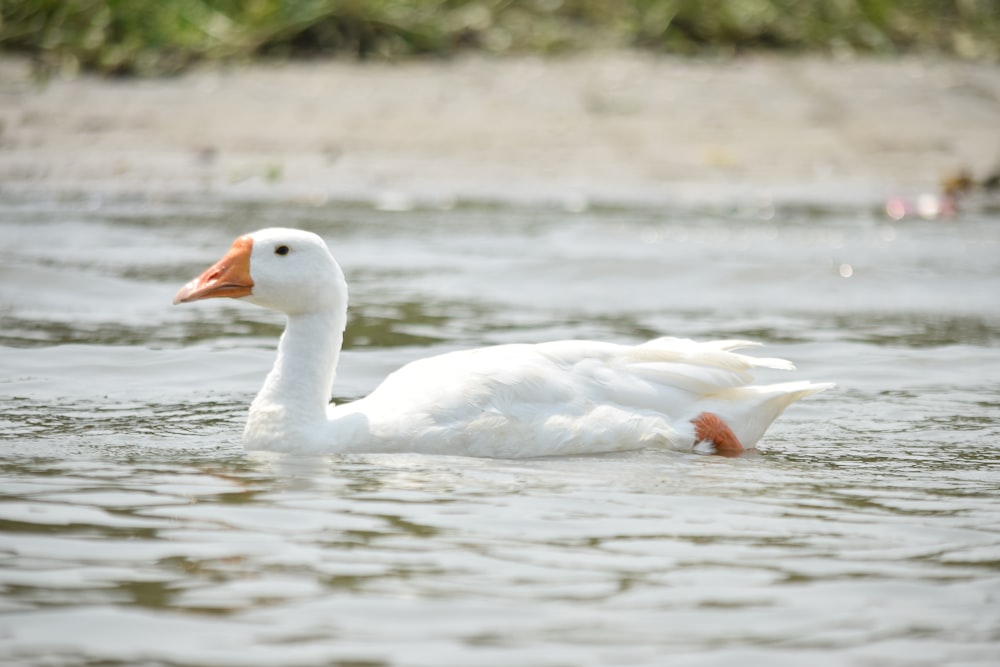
174, 228, 832, 458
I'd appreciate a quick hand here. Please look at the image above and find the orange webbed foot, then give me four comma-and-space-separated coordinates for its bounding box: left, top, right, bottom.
692, 412, 745, 457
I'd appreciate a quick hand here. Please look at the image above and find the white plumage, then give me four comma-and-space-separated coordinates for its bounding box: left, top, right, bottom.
174, 228, 832, 457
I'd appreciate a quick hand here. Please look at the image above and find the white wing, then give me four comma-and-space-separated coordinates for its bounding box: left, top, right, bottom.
330, 337, 830, 457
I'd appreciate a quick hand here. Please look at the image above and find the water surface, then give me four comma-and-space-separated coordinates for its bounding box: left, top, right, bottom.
1, 196, 999, 666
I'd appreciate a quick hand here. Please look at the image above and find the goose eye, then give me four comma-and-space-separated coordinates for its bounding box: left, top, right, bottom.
275, 245, 290, 256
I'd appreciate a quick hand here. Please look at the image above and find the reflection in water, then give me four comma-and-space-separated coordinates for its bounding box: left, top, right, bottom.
0, 197, 998, 666
2, 397, 244, 441
7, 306, 997, 351
809, 311, 999, 347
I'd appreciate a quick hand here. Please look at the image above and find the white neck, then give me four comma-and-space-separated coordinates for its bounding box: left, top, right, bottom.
245, 308, 346, 447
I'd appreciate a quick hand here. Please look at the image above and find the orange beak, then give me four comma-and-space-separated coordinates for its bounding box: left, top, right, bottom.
173, 235, 255, 304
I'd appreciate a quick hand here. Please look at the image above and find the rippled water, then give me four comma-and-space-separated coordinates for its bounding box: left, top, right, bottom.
2, 195, 999, 666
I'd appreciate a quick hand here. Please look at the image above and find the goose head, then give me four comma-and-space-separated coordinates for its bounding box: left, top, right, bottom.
173, 228, 347, 316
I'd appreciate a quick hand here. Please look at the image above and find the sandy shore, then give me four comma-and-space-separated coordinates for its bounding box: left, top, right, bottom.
1, 53, 998, 207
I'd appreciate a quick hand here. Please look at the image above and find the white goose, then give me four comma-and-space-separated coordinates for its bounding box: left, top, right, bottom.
174, 228, 832, 458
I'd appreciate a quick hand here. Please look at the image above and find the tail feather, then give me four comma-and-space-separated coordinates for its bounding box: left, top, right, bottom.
708, 381, 835, 448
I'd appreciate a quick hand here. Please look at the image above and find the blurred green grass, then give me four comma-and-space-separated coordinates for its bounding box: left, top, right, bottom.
2, 0, 998, 76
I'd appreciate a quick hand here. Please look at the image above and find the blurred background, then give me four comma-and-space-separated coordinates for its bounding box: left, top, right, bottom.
3, 0, 998, 76
2, 1, 999, 210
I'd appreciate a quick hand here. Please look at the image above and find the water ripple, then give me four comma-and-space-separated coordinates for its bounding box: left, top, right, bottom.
1, 198, 999, 666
